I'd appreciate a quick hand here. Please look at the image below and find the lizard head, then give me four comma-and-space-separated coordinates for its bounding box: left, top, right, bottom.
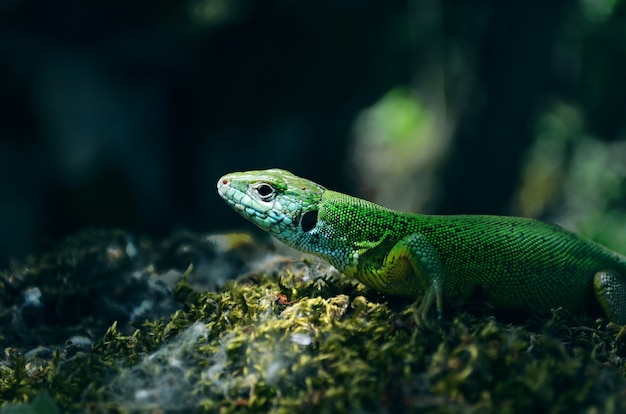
217, 169, 325, 240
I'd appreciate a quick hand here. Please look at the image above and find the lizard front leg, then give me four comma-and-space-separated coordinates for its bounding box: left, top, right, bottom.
593, 270, 626, 325
358, 234, 447, 322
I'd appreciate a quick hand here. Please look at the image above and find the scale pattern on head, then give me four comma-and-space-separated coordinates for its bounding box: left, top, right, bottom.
217, 169, 325, 244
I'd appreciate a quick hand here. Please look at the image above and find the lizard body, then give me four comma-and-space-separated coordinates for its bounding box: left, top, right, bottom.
217, 169, 626, 323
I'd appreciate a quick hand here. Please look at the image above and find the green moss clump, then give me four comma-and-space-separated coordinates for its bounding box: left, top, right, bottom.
2, 232, 626, 413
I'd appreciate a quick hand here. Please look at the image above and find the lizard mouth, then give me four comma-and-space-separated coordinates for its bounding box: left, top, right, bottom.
217, 175, 252, 216
217, 174, 277, 232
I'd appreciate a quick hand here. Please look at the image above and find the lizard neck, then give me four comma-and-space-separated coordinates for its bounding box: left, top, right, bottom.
285, 190, 400, 272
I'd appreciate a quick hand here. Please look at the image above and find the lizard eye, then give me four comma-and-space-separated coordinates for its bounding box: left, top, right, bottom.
300, 210, 318, 232
255, 183, 275, 201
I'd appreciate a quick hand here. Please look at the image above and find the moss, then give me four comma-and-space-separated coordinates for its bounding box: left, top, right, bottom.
1, 231, 626, 413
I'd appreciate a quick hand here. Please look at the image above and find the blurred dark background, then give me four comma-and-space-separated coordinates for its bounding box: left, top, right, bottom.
1, 0, 625, 267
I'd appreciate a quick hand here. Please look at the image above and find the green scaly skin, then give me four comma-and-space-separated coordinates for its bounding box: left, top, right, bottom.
217, 169, 626, 323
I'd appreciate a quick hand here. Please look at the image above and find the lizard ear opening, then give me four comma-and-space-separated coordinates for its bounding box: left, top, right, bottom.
300, 210, 318, 232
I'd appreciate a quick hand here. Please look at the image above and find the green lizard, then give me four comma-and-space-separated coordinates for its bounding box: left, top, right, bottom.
217, 169, 626, 323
